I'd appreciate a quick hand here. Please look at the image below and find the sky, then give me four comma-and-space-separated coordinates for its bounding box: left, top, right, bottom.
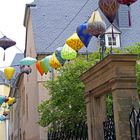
0, 0, 33, 70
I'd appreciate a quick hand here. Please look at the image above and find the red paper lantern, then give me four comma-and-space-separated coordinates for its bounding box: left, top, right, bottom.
117, 0, 137, 5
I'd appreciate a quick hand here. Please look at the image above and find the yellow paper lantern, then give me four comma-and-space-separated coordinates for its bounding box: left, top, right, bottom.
7, 97, 15, 106
4, 67, 15, 80
66, 33, 84, 51
49, 53, 62, 69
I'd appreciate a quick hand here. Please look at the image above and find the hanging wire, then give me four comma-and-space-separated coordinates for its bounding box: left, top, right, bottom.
0, 31, 24, 53
14, 45, 24, 53
0, 31, 4, 36
43, 0, 91, 51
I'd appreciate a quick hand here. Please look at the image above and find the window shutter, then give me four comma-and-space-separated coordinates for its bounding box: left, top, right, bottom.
118, 5, 130, 28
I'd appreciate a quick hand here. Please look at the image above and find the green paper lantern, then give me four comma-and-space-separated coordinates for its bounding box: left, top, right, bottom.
43, 55, 52, 72
0, 115, 6, 121
61, 44, 77, 60
19, 57, 37, 66
40, 59, 48, 74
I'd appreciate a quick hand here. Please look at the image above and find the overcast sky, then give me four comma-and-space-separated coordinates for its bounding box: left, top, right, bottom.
0, 0, 33, 70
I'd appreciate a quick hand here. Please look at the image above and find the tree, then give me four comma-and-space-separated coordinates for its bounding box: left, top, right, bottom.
38, 55, 96, 129
124, 43, 140, 95
38, 44, 140, 129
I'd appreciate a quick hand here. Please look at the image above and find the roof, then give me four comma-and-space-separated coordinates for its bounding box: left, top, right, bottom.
11, 53, 24, 66
10, 53, 24, 82
29, 0, 111, 54
0, 71, 7, 84
105, 24, 121, 34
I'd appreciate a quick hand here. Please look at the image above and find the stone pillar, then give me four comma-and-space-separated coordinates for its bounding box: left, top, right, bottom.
110, 59, 139, 140
85, 95, 106, 140
80, 54, 139, 140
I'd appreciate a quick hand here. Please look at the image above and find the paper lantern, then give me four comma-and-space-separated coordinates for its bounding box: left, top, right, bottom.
87, 10, 106, 37
7, 97, 15, 106
40, 59, 48, 74
0, 95, 6, 105
20, 66, 32, 75
3, 111, 9, 116
66, 33, 84, 51
19, 57, 37, 66
0, 115, 6, 121
117, 0, 137, 5
36, 61, 44, 76
4, 97, 9, 103
117, 0, 137, 26
49, 53, 62, 69
4, 67, 15, 80
43, 55, 52, 72
0, 36, 16, 61
76, 22, 92, 47
55, 47, 66, 66
99, 0, 119, 24
61, 44, 77, 60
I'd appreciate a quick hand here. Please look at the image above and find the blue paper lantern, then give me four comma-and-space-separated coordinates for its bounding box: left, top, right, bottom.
76, 22, 92, 48
19, 57, 37, 66
0, 115, 6, 121
55, 47, 66, 66
0, 95, 6, 105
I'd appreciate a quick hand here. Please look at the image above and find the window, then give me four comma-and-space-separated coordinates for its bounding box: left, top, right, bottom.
108, 36, 116, 46
105, 34, 120, 48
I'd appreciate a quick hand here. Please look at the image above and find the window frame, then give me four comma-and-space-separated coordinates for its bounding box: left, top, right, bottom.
105, 33, 120, 48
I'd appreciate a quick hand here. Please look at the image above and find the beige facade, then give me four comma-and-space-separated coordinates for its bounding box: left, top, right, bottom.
0, 121, 6, 140
9, 4, 50, 140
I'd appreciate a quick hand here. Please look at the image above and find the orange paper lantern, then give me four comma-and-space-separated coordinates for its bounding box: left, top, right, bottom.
36, 61, 44, 76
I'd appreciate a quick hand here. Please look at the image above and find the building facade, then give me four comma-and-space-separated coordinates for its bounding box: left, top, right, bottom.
9, 0, 140, 140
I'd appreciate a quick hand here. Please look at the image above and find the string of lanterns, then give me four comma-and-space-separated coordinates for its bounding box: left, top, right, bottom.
0, 95, 15, 121
0, 0, 138, 121
2, 0, 138, 80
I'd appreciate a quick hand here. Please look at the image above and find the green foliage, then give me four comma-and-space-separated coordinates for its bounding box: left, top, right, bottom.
136, 64, 140, 95
124, 43, 140, 94
38, 44, 140, 129
38, 56, 94, 129
124, 42, 140, 60
106, 93, 113, 116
